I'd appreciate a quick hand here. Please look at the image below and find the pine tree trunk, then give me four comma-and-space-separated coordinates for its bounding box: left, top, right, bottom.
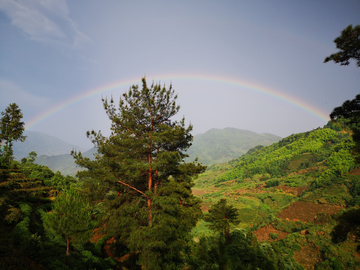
66, 238, 70, 265
148, 151, 152, 225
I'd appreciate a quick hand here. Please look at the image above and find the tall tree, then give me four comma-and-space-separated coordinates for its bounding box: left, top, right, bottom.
0, 103, 26, 163
203, 199, 239, 243
324, 24, 360, 67
72, 78, 206, 269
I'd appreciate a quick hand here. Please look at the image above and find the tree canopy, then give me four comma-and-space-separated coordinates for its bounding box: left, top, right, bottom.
330, 94, 360, 122
42, 189, 93, 264
72, 78, 206, 269
0, 103, 26, 163
324, 24, 360, 67
204, 198, 239, 243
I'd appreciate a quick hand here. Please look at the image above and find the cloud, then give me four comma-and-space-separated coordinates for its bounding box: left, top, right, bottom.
0, 0, 89, 48
0, 78, 50, 109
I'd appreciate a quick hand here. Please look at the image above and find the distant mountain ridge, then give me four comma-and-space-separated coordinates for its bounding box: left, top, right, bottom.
35, 147, 97, 176
13, 131, 86, 160
18, 128, 281, 175
187, 127, 281, 165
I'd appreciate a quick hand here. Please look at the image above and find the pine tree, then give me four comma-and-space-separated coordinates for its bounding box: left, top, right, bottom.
203, 199, 239, 243
324, 24, 360, 67
0, 105, 49, 220
42, 189, 93, 265
0, 103, 26, 163
72, 78, 206, 269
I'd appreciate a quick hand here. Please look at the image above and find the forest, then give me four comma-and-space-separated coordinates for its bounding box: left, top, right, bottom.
1, 24, 360, 270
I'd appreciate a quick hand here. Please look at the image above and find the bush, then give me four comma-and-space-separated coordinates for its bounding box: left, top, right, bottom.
266, 179, 280, 188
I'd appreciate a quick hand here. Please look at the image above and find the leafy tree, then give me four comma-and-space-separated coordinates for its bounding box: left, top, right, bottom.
324, 24, 360, 67
203, 199, 239, 243
27, 151, 37, 163
0, 103, 26, 163
329, 94, 360, 161
330, 94, 360, 123
72, 78, 206, 269
42, 189, 93, 265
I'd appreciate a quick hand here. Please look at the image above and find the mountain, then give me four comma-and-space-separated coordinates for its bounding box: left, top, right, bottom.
187, 127, 281, 165
192, 123, 359, 269
35, 147, 97, 176
33, 128, 281, 175
13, 131, 85, 160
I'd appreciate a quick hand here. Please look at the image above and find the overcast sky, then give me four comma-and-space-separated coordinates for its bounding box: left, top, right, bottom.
1, 0, 359, 149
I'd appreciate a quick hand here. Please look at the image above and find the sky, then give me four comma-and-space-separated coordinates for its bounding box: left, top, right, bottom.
0, 0, 359, 150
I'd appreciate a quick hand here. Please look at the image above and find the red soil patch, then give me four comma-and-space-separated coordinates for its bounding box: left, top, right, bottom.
349, 168, 360, 176
192, 188, 209, 196
234, 184, 267, 195
201, 204, 210, 212
293, 245, 321, 270
254, 224, 289, 242
278, 201, 343, 223
278, 185, 308, 196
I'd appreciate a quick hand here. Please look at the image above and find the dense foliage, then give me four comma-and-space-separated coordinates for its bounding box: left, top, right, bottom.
324, 24, 360, 67
72, 78, 206, 269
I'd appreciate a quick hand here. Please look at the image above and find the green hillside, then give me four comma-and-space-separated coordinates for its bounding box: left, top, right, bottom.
192, 120, 360, 269
187, 127, 281, 165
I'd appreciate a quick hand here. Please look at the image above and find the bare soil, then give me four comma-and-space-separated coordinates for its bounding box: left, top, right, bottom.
293, 245, 321, 270
349, 167, 360, 176
277, 201, 343, 223
254, 224, 289, 242
192, 188, 210, 196
278, 185, 308, 196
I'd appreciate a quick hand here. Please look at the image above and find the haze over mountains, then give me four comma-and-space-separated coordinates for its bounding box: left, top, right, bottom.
13, 131, 86, 160
14, 128, 281, 176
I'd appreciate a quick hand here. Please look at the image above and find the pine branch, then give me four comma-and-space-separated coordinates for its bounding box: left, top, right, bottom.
116, 179, 148, 198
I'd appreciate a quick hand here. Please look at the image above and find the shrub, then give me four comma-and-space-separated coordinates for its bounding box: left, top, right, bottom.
266, 179, 280, 188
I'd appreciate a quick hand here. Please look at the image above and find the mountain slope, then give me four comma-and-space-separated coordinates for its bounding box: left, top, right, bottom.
13, 131, 85, 159
35, 147, 97, 176
187, 127, 281, 165
192, 124, 360, 269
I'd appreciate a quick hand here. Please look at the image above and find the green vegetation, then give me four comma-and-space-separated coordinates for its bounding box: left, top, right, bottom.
1, 38, 360, 270
72, 78, 206, 269
324, 24, 360, 67
203, 199, 239, 243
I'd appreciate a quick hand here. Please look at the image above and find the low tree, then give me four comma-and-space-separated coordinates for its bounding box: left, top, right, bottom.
203, 199, 239, 243
42, 189, 93, 265
72, 78, 206, 269
324, 24, 360, 67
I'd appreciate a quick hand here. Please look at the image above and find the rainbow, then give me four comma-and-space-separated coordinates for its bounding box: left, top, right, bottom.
25, 74, 330, 130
